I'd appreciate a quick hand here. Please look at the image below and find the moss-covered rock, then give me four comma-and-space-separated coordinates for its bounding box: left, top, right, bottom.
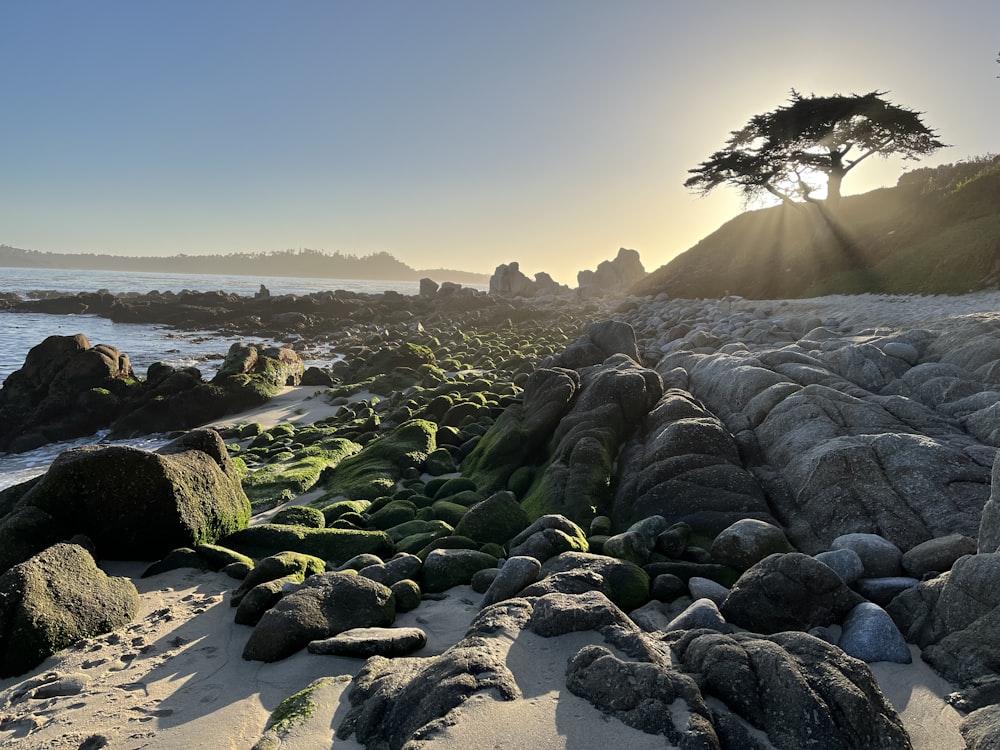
232, 551, 326, 606
462, 367, 579, 494
194, 543, 255, 571
13, 429, 250, 564
520, 356, 662, 525
421, 548, 499, 593
242, 438, 361, 511
431, 500, 468, 527
0, 542, 140, 678
221, 524, 393, 566
452, 491, 532, 546
320, 500, 371, 525
319, 420, 438, 501
369, 499, 418, 530
270, 505, 327, 529
424, 447, 457, 476
390, 579, 422, 612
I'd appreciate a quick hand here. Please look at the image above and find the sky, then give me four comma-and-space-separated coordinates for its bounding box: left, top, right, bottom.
1, 2, 997, 285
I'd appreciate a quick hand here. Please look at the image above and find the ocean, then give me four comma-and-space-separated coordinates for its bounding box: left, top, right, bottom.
0, 266, 470, 490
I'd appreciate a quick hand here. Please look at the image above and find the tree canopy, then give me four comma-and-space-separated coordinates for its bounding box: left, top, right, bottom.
686, 91, 947, 207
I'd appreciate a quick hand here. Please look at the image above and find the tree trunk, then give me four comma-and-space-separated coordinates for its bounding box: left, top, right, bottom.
826, 151, 845, 207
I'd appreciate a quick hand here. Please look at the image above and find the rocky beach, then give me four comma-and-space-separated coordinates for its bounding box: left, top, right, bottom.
3, 268, 1000, 749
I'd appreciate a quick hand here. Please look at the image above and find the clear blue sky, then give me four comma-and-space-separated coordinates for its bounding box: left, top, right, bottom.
2, 1, 997, 284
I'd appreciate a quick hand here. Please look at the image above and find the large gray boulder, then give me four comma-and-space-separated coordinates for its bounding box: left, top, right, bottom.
677, 347, 992, 552
0, 542, 139, 677
243, 572, 396, 662
710, 518, 794, 570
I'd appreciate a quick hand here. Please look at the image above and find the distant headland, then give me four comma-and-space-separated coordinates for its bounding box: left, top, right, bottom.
0, 245, 491, 286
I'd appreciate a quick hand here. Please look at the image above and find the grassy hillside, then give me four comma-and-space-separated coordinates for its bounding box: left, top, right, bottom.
634, 154, 1000, 299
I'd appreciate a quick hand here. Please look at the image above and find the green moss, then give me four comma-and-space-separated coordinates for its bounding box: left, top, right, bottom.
242, 438, 362, 508
221, 524, 394, 565
270, 505, 326, 529
319, 420, 437, 501
267, 677, 343, 736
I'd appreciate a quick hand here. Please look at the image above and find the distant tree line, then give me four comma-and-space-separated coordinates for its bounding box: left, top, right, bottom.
0, 246, 489, 284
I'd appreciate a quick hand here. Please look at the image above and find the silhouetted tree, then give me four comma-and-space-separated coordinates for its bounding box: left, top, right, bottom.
686, 91, 946, 208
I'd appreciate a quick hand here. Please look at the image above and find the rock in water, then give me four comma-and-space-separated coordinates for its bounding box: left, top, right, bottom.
0, 542, 139, 677
0, 333, 134, 453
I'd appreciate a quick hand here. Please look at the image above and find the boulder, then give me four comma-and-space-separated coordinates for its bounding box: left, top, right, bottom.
308, 627, 428, 658
538, 551, 649, 611
243, 572, 396, 662
814, 548, 865, 585
664, 598, 730, 633
720, 553, 863, 634
231, 551, 326, 606
902, 534, 976, 578
0, 334, 135, 452
0, 543, 139, 678
481, 555, 542, 607
838, 602, 912, 664
421, 549, 498, 593
6, 429, 250, 567
831, 533, 903, 578
688, 576, 729, 607
611, 389, 772, 532
710, 518, 794, 570
452, 491, 531, 546
668, 628, 911, 749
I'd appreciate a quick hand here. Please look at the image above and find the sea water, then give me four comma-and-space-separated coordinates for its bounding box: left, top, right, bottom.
0, 267, 463, 490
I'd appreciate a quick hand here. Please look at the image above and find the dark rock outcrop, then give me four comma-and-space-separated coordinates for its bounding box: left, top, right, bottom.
0, 334, 135, 452
520, 354, 662, 523
612, 388, 773, 533
720, 552, 863, 634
